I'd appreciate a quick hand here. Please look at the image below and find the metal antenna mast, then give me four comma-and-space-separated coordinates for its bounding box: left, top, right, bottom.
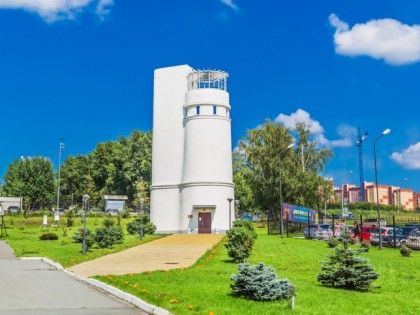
356, 128, 368, 202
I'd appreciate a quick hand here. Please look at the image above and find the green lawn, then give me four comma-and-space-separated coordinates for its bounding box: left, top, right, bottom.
97, 227, 420, 315
1, 214, 163, 267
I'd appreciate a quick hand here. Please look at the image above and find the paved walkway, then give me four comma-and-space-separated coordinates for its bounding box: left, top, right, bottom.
0, 241, 147, 315
69, 234, 224, 277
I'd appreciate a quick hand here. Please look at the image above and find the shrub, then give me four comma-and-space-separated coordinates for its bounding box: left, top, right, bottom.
327, 237, 339, 248
126, 217, 153, 235
39, 232, 59, 240
66, 210, 74, 227
361, 240, 371, 252
231, 262, 289, 301
121, 211, 130, 219
95, 225, 124, 249
317, 228, 379, 291
400, 244, 412, 257
72, 228, 95, 251
126, 220, 140, 235
225, 227, 253, 263
143, 222, 156, 235
103, 218, 115, 228
233, 220, 257, 243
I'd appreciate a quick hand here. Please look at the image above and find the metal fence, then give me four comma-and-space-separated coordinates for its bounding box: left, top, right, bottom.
267, 213, 420, 250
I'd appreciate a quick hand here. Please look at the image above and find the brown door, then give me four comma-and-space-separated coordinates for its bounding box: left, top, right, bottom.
198, 213, 211, 234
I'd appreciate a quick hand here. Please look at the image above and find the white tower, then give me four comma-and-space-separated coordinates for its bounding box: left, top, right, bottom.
150, 65, 234, 234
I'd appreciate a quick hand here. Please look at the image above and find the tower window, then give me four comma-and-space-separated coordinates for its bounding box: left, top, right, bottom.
196, 106, 200, 115
213, 106, 217, 115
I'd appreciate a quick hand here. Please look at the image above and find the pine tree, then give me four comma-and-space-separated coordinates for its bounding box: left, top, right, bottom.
317, 229, 379, 291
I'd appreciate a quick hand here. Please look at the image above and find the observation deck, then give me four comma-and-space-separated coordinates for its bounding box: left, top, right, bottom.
187, 70, 228, 91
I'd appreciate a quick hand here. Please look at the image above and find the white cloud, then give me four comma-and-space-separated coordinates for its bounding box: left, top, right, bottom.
220, 0, 239, 11
0, 0, 113, 22
329, 13, 420, 65
275, 109, 355, 148
391, 142, 420, 169
276, 109, 324, 134
96, 0, 113, 20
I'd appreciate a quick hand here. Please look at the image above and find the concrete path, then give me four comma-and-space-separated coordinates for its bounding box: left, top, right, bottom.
0, 241, 147, 315
69, 234, 224, 277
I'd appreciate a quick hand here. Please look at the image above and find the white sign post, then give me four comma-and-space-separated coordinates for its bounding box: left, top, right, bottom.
43, 215, 48, 230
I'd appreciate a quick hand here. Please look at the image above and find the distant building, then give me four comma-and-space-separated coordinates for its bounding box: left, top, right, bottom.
0, 197, 22, 210
414, 192, 420, 210
391, 188, 414, 211
366, 184, 389, 205
348, 186, 360, 203
102, 195, 128, 212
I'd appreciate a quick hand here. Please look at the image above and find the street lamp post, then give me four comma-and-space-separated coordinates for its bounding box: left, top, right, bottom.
279, 143, 294, 238
373, 128, 391, 250
139, 198, 144, 240
82, 194, 90, 254
227, 197, 233, 229
235, 199, 239, 220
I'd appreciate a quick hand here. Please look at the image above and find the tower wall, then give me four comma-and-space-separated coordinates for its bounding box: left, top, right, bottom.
180, 87, 234, 233
150, 65, 192, 233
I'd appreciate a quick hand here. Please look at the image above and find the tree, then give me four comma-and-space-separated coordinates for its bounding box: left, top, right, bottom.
317, 229, 379, 291
232, 152, 256, 213
3, 157, 54, 211
58, 130, 152, 209
237, 120, 333, 216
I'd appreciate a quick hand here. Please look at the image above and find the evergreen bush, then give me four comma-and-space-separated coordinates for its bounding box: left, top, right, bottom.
327, 237, 339, 248
231, 262, 289, 301
233, 220, 257, 243
361, 240, 371, 252
126, 216, 152, 235
103, 218, 115, 228
400, 244, 412, 257
66, 210, 74, 227
72, 228, 95, 251
126, 220, 139, 235
317, 228, 379, 291
143, 222, 156, 235
39, 232, 59, 240
225, 226, 253, 263
95, 225, 124, 248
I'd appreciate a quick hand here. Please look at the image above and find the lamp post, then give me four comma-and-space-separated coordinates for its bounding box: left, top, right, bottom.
227, 197, 233, 229
235, 199, 239, 220
82, 194, 90, 254
139, 198, 144, 240
280, 143, 294, 238
373, 128, 391, 250
55, 139, 64, 221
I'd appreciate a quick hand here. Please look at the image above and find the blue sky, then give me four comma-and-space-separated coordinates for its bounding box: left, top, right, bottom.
0, 0, 419, 191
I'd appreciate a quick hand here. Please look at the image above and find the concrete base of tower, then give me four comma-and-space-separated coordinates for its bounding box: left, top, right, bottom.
180, 182, 234, 234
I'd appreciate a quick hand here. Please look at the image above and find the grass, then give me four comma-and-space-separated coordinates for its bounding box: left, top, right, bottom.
1, 214, 164, 267
97, 226, 420, 315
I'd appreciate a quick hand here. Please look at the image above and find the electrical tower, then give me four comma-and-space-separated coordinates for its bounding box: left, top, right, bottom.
356, 128, 368, 202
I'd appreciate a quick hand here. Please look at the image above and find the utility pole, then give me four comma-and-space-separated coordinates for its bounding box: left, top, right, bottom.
356, 128, 368, 202
56, 138, 65, 217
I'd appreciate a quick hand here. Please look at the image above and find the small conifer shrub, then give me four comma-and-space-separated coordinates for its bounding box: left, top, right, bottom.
231, 262, 289, 301
327, 237, 339, 248
400, 244, 412, 257
39, 232, 59, 240
143, 222, 156, 235
317, 228, 379, 291
361, 240, 371, 252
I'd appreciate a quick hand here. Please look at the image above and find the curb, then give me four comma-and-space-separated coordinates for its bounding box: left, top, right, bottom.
20, 256, 173, 315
